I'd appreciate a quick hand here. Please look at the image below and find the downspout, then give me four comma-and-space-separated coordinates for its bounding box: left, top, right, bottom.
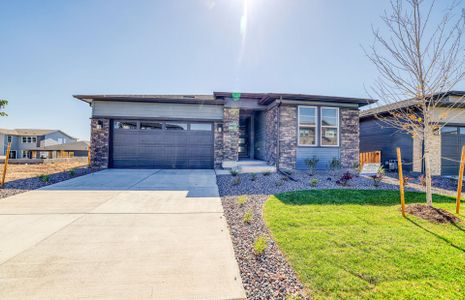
276, 97, 283, 168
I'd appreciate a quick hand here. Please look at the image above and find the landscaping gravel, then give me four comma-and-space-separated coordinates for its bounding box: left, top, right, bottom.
0, 167, 91, 199
221, 193, 308, 300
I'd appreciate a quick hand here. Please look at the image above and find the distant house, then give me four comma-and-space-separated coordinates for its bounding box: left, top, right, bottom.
0, 129, 88, 159
360, 91, 465, 176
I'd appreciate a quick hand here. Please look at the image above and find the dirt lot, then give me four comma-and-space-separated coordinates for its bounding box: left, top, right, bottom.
0, 161, 91, 199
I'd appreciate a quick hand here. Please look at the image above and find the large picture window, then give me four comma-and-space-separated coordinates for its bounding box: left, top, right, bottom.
321, 107, 339, 146
298, 106, 317, 146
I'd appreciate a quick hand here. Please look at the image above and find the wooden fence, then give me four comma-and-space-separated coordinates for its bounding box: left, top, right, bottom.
359, 151, 381, 166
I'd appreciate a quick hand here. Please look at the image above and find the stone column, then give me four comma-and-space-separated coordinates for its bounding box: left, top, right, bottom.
222, 108, 240, 166
278, 106, 297, 169
90, 118, 110, 169
340, 108, 359, 168
265, 106, 279, 165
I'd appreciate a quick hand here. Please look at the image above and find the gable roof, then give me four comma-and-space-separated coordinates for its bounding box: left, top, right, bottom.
0, 129, 76, 139
360, 91, 465, 119
41, 141, 90, 151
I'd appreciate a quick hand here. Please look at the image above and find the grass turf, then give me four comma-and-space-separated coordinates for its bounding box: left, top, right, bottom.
263, 190, 465, 299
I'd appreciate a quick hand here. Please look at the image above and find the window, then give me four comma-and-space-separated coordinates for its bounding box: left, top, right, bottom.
190, 123, 212, 131
32, 137, 37, 143
442, 127, 458, 135
27, 137, 32, 143
114, 121, 137, 129
22, 137, 27, 143
298, 106, 317, 146
140, 122, 163, 130
165, 122, 187, 130
7, 136, 11, 143
321, 107, 339, 146
22, 150, 29, 158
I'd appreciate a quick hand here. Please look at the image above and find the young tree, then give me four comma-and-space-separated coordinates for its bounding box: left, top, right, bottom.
366, 0, 465, 206
0, 99, 7, 117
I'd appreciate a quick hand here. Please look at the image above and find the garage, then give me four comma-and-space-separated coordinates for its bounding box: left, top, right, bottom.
441, 126, 465, 175
111, 120, 214, 169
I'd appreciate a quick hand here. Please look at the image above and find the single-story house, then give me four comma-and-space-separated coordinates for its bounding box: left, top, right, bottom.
75, 92, 375, 170
41, 141, 90, 158
0, 128, 85, 159
360, 91, 465, 176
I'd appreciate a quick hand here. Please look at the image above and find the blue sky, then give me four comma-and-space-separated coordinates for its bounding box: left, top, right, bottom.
0, 0, 463, 140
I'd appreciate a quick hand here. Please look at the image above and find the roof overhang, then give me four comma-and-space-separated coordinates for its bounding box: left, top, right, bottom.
73, 94, 224, 106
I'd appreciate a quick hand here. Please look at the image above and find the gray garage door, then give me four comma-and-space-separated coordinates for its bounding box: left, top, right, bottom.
112, 120, 214, 169
441, 126, 465, 175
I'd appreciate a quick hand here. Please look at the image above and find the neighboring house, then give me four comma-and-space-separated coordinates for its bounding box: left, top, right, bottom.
360, 91, 465, 176
75, 92, 375, 170
41, 141, 90, 158
0, 129, 86, 159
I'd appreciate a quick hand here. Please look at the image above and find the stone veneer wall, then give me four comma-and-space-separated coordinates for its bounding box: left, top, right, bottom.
90, 118, 110, 169
265, 106, 278, 165
340, 108, 360, 168
213, 121, 224, 168
222, 108, 240, 162
278, 105, 297, 169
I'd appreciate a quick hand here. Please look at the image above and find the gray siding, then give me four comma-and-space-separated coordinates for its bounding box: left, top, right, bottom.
254, 111, 266, 160
92, 101, 224, 120
360, 118, 413, 171
41, 131, 77, 147
296, 147, 340, 170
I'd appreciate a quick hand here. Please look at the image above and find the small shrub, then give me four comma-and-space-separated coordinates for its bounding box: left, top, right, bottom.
275, 179, 284, 187
310, 178, 319, 187
230, 168, 239, 176
403, 176, 413, 186
336, 171, 353, 186
231, 176, 241, 186
371, 166, 385, 187
329, 157, 342, 174
305, 156, 319, 175
237, 195, 247, 206
263, 171, 271, 176
243, 210, 253, 224
68, 169, 76, 176
253, 235, 268, 255
250, 173, 257, 181
38, 174, 50, 183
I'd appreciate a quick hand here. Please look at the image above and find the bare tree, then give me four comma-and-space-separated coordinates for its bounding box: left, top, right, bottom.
0, 99, 7, 117
366, 0, 465, 206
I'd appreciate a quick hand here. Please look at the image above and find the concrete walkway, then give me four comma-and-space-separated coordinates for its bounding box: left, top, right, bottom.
0, 169, 245, 300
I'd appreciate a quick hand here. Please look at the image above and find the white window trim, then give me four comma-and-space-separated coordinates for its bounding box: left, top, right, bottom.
320, 107, 340, 147
22, 137, 27, 143
298, 106, 318, 147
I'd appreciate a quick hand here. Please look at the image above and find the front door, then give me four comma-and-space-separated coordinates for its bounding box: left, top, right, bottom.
239, 117, 249, 159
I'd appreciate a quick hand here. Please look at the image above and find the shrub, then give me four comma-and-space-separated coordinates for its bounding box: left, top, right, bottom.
253, 235, 268, 255
243, 210, 253, 224
68, 169, 76, 176
403, 176, 413, 186
336, 171, 353, 186
310, 178, 319, 187
38, 174, 50, 183
371, 166, 385, 187
275, 179, 284, 187
250, 173, 257, 181
304, 156, 319, 175
263, 171, 271, 176
231, 176, 241, 186
230, 168, 239, 176
237, 195, 247, 206
329, 157, 342, 173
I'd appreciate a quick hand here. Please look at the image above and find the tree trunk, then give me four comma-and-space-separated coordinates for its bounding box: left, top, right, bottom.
423, 129, 433, 206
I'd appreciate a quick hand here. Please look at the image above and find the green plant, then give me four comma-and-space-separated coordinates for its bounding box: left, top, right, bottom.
231, 176, 241, 186
263, 171, 271, 176
0, 99, 8, 117
329, 157, 342, 174
38, 174, 50, 183
243, 210, 253, 224
237, 195, 247, 206
371, 166, 385, 187
230, 168, 239, 176
305, 155, 319, 175
336, 171, 353, 186
310, 178, 319, 187
68, 169, 76, 176
253, 235, 268, 255
286, 295, 302, 300
250, 173, 257, 181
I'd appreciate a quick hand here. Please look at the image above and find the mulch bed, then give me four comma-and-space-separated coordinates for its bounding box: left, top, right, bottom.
406, 204, 461, 223
221, 194, 309, 300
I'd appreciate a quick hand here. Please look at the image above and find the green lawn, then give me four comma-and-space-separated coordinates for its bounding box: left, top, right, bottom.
263, 190, 465, 299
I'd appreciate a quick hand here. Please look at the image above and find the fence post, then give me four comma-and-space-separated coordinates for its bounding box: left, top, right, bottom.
456, 146, 465, 214
396, 147, 406, 217
87, 145, 91, 167
1, 142, 12, 187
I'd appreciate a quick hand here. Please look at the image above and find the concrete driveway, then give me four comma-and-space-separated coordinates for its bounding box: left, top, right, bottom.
0, 169, 245, 300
